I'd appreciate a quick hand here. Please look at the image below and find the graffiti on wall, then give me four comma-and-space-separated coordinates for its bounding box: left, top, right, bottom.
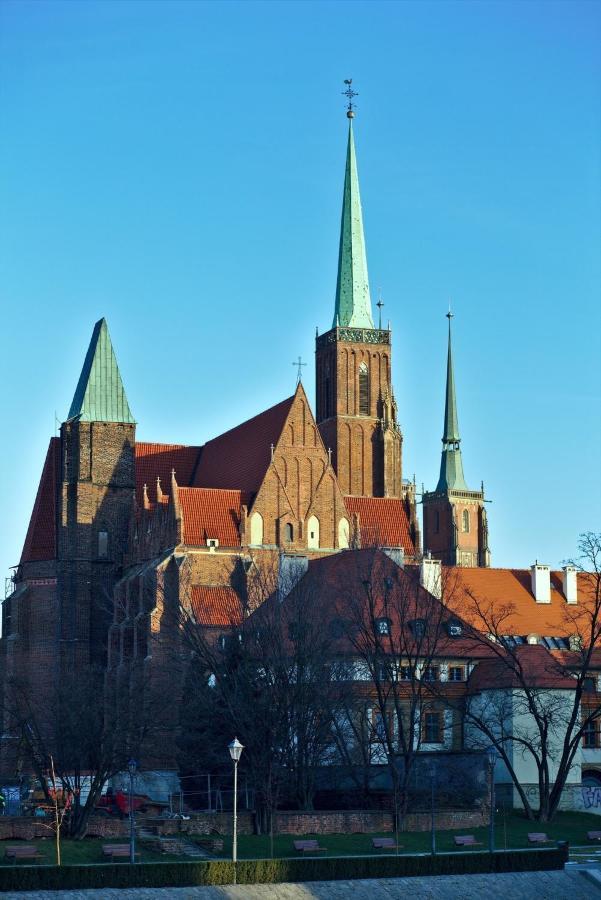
582, 786, 601, 810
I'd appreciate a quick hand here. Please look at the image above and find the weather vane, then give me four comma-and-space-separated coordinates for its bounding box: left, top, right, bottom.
342, 79, 358, 118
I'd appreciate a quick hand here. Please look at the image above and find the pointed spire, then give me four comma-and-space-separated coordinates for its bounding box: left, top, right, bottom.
436, 311, 468, 492
442, 311, 460, 444
332, 120, 374, 329
67, 319, 134, 423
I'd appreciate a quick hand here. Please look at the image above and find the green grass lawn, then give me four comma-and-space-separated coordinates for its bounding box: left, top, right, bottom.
206, 810, 601, 860
1, 810, 599, 866
0, 837, 182, 867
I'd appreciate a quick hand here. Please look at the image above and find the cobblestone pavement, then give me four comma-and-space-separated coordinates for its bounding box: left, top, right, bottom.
2, 869, 599, 900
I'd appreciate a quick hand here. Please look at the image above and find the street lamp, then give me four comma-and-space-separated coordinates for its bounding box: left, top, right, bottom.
228, 738, 244, 874
487, 747, 498, 854
429, 760, 436, 856
127, 759, 137, 865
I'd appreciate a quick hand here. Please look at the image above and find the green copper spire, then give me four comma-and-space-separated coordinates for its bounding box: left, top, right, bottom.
333, 119, 374, 329
436, 312, 468, 492
67, 318, 135, 423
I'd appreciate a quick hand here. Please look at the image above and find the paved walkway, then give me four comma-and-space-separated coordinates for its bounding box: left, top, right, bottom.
2, 869, 598, 900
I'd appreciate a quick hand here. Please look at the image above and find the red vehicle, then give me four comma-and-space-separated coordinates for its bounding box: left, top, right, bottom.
96, 790, 167, 818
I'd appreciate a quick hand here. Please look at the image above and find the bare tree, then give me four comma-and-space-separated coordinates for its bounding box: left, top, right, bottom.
452, 532, 601, 822
335, 550, 451, 833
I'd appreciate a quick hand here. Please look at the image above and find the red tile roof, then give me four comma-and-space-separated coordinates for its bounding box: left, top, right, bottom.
193, 396, 295, 493
20, 438, 60, 563
135, 442, 201, 504
256, 549, 491, 658
468, 644, 576, 692
191, 585, 242, 626
344, 496, 415, 554
445, 567, 597, 639
179, 487, 249, 547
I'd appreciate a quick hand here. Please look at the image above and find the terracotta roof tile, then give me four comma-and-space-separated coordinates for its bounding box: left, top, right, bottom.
191, 585, 242, 626
179, 487, 250, 547
135, 442, 201, 504
344, 496, 415, 554
446, 567, 597, 639
468, 644, 576, 692
193, 396, 295, 493
20, 438, 60, 563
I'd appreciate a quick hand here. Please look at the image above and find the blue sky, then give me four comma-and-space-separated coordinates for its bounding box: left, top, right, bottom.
0, 0, 599, 579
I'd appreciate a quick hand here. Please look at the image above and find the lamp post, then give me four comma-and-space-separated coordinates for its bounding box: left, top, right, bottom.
127, 759, 137, 865
228, 738, 244, 878
429, 760, 436, 856
487, 747, 498, 854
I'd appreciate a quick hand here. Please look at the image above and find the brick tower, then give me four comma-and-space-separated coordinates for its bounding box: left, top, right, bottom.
0, 319, 135, 772
58, 318, 136, 670
316, 111, 403, 499
422, 313, 490, 567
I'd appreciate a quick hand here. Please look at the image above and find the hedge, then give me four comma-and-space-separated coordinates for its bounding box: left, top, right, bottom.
0, 847, 567, 892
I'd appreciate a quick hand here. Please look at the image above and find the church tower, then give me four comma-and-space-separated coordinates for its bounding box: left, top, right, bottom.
58, 318, 136, 669
422, 313, 490, 567
316, 103, 403, 499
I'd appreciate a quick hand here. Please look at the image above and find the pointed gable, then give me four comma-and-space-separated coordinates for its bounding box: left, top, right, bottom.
193, 396, 295, 493
68, 319, 135, 423
20, 438, 60, 563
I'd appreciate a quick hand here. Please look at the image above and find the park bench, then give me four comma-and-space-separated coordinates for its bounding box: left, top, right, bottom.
293, 839, 327, 853
4, 844, 45, 863
527, 833, 551, 844
587, 831, 601, 841
102, 843, 139, 859
372, 837, 399, 850
453, 835, 482, 847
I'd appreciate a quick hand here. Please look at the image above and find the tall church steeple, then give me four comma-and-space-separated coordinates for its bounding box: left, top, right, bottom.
333, 121, 374, 329
315, 88, 407, 506
436, 312, 468, 492
423, 313, 490, 567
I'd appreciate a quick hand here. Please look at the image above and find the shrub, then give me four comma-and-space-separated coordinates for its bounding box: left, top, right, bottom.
0, 846, 567, 892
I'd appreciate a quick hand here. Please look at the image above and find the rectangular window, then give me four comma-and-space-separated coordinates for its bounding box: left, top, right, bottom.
423, 711, 443, 744
583, 719, 599, 748
448, 666, 465, 682
376, 618, 391, 636
400, 666, 413, 681
423, 666, 440, 682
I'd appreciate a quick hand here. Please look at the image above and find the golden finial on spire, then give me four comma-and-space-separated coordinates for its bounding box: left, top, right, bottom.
342, 79, 358, 118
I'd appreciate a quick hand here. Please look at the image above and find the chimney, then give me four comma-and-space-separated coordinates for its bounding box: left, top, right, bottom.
383, 547, 404, 569
278, 553, 308, 603
420, 556, 442, 600
562, 565, 578, 604
531, 563, 550, 604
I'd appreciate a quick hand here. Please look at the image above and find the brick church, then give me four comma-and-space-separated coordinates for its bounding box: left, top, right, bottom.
0, 110, 491, 775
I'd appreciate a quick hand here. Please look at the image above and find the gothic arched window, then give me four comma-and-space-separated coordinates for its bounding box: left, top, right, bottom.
434, 510, 440, 534
359, 362, 369, 416
462, 509, 470, 533
285, 522, 294, 543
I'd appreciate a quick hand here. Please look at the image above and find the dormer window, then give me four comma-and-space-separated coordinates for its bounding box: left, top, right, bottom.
206, 538, 219, 550
376, 618, 391, 636
410, 619, 426, 638
447, 620, 463, 637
